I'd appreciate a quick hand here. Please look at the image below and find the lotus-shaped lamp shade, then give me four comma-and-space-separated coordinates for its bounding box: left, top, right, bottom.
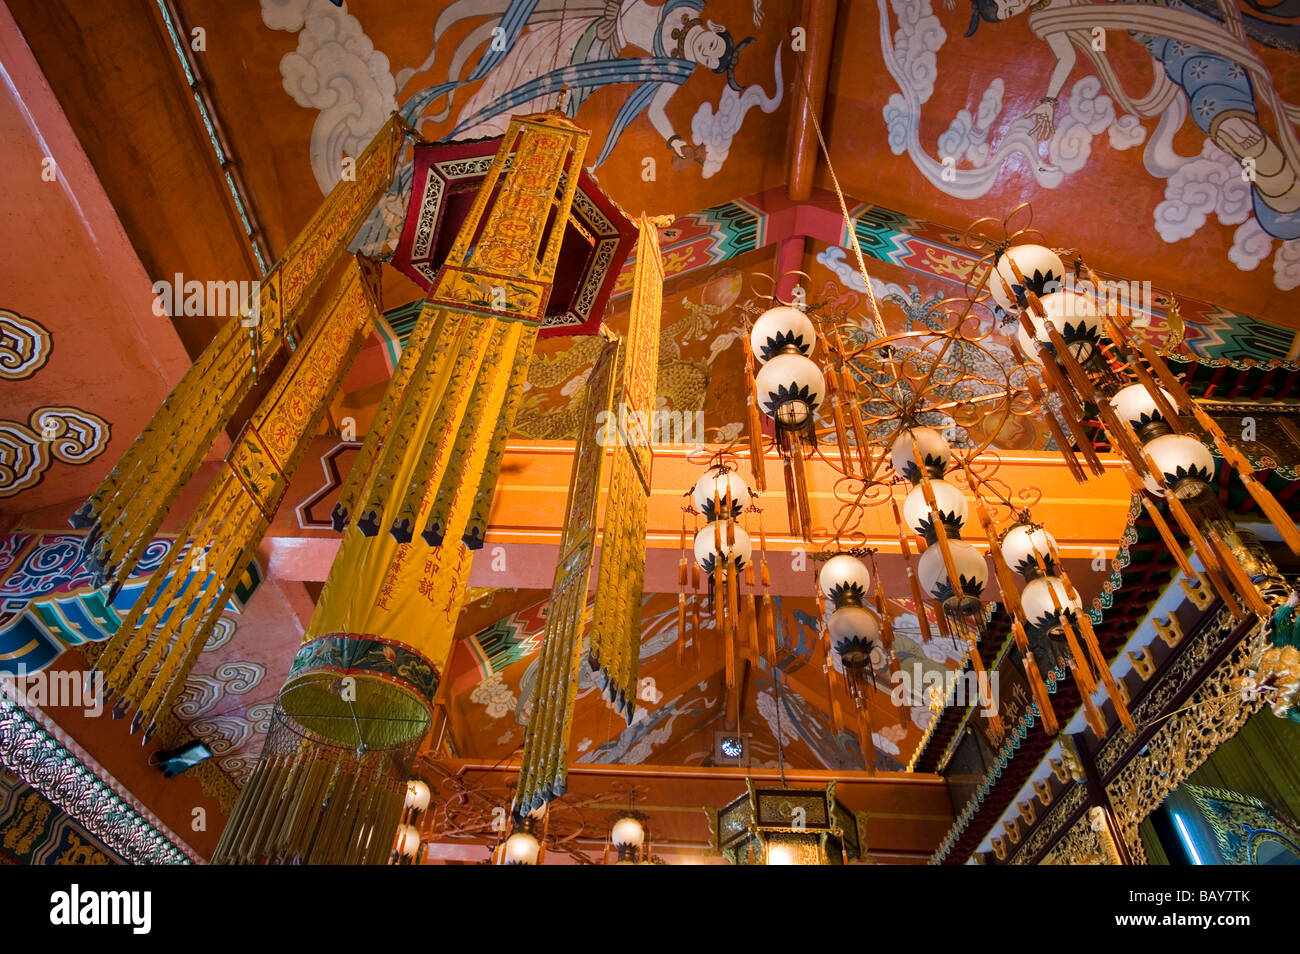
1110, 383, 1177, 440
611, 815, 645, 848
818, 554, 872, 608
502, 829, 540, 865
755, 352, 825, 428
902, 480, 969, 540
404, 778, 431, 812
693, 522, 753, 575
890, 426, 951, 483
1144, 433, 1215, 496
990, 243, 1065, 312
750, 305, 817, 362
828, 605, 881, 668
1016, 291, 1104, 365
1020, 576, 1083, 634
917, 541, 988, 611
1000, 523, 1059, 579
692, 469, 751, 521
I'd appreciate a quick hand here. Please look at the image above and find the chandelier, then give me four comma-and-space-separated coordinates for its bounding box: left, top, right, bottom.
733, 202, 1298, 753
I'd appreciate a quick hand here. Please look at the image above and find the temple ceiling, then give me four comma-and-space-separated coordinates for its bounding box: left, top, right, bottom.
3, 0, 1299, 852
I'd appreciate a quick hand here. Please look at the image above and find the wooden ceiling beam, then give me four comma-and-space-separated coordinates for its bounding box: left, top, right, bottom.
266, 438, 1133, 596
6, 0, 256, 360
427, 756, 954, 856
786, 0, 839, 201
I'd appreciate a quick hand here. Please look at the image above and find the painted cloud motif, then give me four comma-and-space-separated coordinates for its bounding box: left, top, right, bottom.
879, 0, 1300, 289
269, 0, 398, 194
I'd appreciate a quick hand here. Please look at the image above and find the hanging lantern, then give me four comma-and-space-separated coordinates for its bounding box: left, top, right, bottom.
405, 778, 431, 813
1110, 383, 1177, 442
902, 480, 969, 540
712, 783, 864, 865
1020, 576, 1083, 635
692, 467, 751, 520
502, 830, 541, 866
1144, 433, 1215, 497
990, 243, 1065, 312
1016, 290, 1104, 364
818, 554, 872, 608
749, 305, 817, 362
917, 541, 989, 613
754, 352, 825, 429
890, 427, 951, 483
610, 814, 646, 864
693, 522, 752, 575
214, 114, 616, 866
828, 605, 882, 670
394, 824, 422, 861
744, 299, 827, 539
1000, 523, 1058, 578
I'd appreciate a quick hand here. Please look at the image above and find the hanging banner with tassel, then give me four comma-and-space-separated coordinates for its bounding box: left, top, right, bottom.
587, 215, 667, 721
96, 257, 384, 738
216, 114, 596, 864
292, 113, 590, 720
514, 337, 619, 818
73, 118, 406, 591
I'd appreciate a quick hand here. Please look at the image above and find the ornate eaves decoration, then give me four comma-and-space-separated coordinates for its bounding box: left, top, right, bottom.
1103, 617, 1265, 864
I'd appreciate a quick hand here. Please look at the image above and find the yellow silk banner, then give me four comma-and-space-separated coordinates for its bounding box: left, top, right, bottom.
98, 259, 383, 737
515, 336, 619, 816
77, 117, 406, 589
283, 114, 592, 747
587, 216, 666, 719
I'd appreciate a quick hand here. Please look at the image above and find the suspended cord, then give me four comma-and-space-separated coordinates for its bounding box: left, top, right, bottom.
792, 52, 887, 341
553, 0, 571, 111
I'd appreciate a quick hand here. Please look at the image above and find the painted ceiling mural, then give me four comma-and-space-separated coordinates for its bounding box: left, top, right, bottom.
499, 240, 1057, 452
236, 0, 1300, 323
443, 588, 962, 771
834, 0, 1300, 322
514, 252, 752, 444
257, 0, 794, 217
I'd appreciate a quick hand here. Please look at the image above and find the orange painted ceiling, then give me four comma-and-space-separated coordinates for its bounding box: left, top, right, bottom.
124, 0, 1300, 326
